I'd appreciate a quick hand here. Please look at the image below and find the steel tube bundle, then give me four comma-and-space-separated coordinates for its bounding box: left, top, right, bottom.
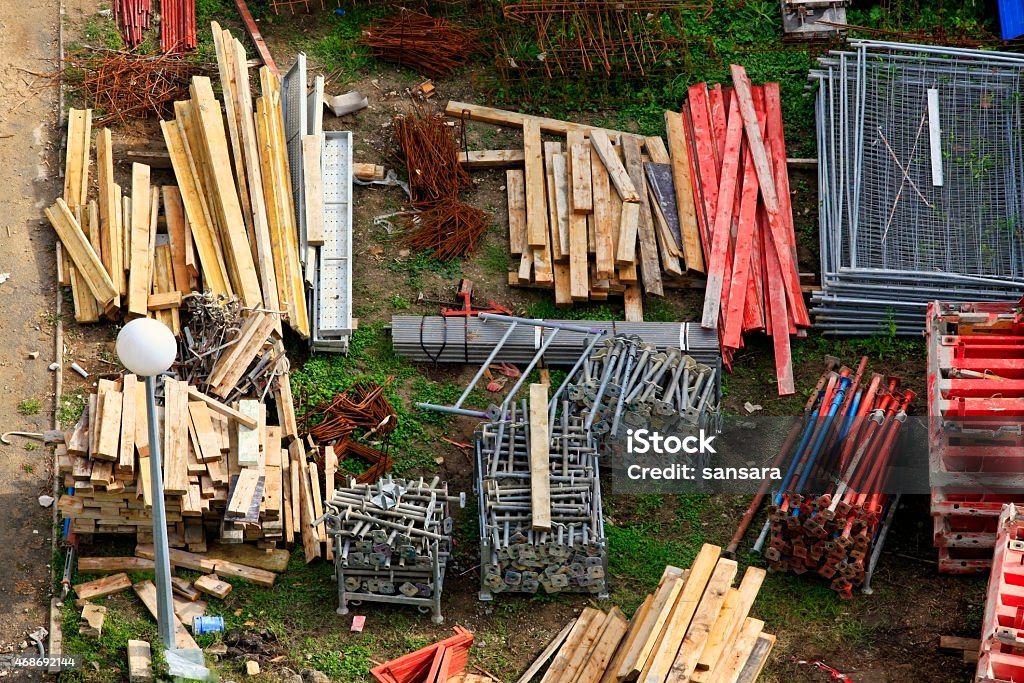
113, 0, 152, 47
743, 357, 913, 598
160, 0, 197, 53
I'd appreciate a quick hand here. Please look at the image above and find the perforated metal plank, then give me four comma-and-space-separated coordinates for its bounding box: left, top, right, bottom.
282, 53, 308, 263
307, 75, 324, 137
314, 130, 353, 348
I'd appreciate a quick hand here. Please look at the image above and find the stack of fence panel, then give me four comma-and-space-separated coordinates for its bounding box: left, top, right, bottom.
977, 504, 1024, 683
391, 316, 720, 366
812, 42, 1024, 335
927, 300, 1024, 573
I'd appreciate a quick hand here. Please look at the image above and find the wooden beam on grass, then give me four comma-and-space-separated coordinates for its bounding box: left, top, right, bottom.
528, 383, 550, 531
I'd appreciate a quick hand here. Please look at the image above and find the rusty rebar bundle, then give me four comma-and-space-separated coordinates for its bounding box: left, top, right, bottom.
394, 112, 471, 205
400, 199, 488, 261
61, 50, 209, 126
305, 381, 398, 443
360, 9, 479, 79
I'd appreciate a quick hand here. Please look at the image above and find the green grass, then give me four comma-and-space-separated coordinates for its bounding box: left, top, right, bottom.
524, 300, 619, 321
59, 594, 165, 682
385, 251, 464, 289
81, 14, 124, 50
481, 241, 513, 278
58, 389, 88, 426
18, 398, 42, 416
301, 5, 390, 81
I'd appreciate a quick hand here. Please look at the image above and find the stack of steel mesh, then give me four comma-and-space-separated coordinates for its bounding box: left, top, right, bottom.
320, 476, 457, 624
391, 315, 720, 366
812, 41, 1024, 335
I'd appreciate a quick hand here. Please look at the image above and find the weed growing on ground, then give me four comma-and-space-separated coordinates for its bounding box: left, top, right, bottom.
24, 442, 38, 452
18, 398, 41, 416
58, 389, 88, 425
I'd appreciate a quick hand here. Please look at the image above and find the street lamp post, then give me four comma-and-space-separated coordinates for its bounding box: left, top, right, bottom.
116, 318, 178, 652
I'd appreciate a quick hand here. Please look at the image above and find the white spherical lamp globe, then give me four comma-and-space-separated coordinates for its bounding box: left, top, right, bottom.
116, 318, 178, 376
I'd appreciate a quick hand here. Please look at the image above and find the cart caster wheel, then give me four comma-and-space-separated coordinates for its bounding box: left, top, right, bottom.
349, 600, 363, 607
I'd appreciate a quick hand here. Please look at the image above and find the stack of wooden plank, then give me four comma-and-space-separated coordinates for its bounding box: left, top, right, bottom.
447, 102, 706, 323
370, 627, 475, 683
55, 373, 321, 560
517, 544, 775, 683
52, 23, 310, 339
680, 65, 810, 396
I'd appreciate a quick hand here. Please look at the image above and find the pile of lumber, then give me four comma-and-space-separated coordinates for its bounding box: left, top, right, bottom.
56, 373, 323, 560
448, 102, 705, 323
977, 504, 1024, 682
370, 627, 475, 683
52, 23, 309, 339
681, 66, 810, 395
517, 544, 774, 683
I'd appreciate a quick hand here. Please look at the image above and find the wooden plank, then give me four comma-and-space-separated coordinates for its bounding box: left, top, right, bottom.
735, 633, 775, 683
171, 576, 202, 602
707, 618, 763, 683
96, 129, 124, 299
665, 111, 704, 273
589, 130, 639, 203
148, 292, 182, 310
188, 401, 222, 462
117, 375, 137, 474
236, 400, 260, 466
194, 574, 233, 600
232, 0, 278, 75
622, 137, 662, 297
162, 186, 192, 295
185, 386, 258, 429
639, 544, 721, 682
79, 603, 106, 638
722, 144, 760, 349
591, 143, 615, 280
927, 89, 943, 186
515, 620, 576, 683
308, 460, 326, 543
73, 572, 132, 600
302, 135, 325, 246
544, 141, 565, 262
78, 557, 154, 573
445, 101, 643, 140
291, 440, 321, 563
125, 163, 152, 317
353, 162, 385, 180
558, 609, 610, 682
134, 380, 150, 459
731, 67, 806, 327
46, 200, 118, 308
616, 201, 640, 268
161, 120, 232, 296
506, 169, 527, 256
173, 594, 207, 625
575, 608, 630, 683
528, 383, 551, 531
667, 558, 739, 681
693, 566, 765, 682
127, 640, 153, 683
189, 77, 263, 307
540, 608, 602, 683
162, 379, 190, 495
523, 119, 548, 248
569, 133, 593, 213
616, 567, 688, 680
132, 580, 199, 650
94, 390, 123, 462
623, 284, 644, 322
460, 149, 525, 168
552, 152, 571, 261
227, 469, 261, 514
71, 204, 101, 323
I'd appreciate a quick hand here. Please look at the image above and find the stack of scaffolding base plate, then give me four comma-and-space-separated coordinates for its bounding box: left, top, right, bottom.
928, 301, 1024, 573
812, 42, 1024, 335
391, 316, 720, 366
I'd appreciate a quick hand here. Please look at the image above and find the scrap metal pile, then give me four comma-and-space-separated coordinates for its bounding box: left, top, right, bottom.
320, 477, 457, 624
519, 547, 775, 683
812, 41, 1024, 335
360, 9, 479, 79
744, 358, 912, 598
927, 300, 1024, 573
977, 504, 1024, 682
394, 111, 488, 260
684, 67, 810, 396
61, 52, 206, 127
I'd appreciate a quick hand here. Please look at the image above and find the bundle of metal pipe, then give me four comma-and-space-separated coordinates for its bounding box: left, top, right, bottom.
811, 41, 1024, 335
319, 476, 458, 624
561, 334, 720, 439
160, 0, 197, 53
391, 315, 720, 366
927, 300, 1024, 573
475, 408, 607, 599
113, 0, 152, 47
741, 358, 913, 598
